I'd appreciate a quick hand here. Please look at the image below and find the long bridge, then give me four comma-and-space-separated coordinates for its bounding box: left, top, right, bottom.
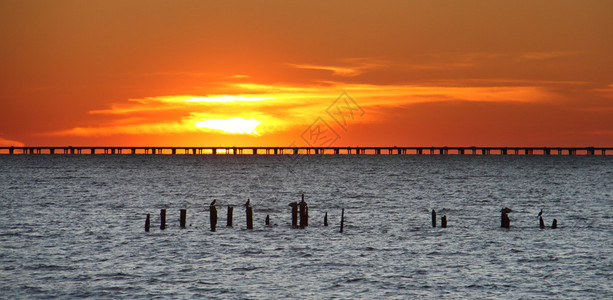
0, 146, 611, 155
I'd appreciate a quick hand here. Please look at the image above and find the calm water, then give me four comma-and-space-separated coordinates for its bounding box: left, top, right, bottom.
0, 155, 612, 299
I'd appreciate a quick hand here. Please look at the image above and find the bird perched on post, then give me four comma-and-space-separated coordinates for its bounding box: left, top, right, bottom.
210, 199, 216, 206
245, 199, 250, 207
537, 209, 543, 218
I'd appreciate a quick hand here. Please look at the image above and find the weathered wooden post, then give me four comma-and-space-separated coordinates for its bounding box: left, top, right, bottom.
160, 209, 166, 230
210, 205, 218, 232
299, 194, 308, 228
145, 214, 150, 232
265, 215, 270, 226
227, 206, 233, 227
180, 209, 187, 229
324, 212, 328, 226
340, 208, 345, 233
246, 203, 253, 229
539, 216, 545, 229
551, 219, 557, 229
441, 215, 447, 228
501, 213, 510, 228
500, 208, 511, 229
432, 209, 437, 228
289, 202, 298, 228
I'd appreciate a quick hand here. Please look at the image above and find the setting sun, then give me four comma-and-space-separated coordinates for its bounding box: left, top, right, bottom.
194, 117, 261, 135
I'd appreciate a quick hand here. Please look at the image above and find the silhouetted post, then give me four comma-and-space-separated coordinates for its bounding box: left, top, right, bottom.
299, 194, 308, 228
501, 212, 510, 229
539, 216, 545, 229
324, 212, 328, 226
500, 208, 511, 229
441, 215, 447, 228
551, 219, 557, 229
432, 209, 437, 228
145, 214, 150, 232
246, 206, 253, 229
160, 209, 166, 230
227, 206, 233, 227
210, 205, 217, 232
265, 215, 270, 226
180, 209, 186, 229
289, 202, 298, 228
340, 208, 345, 233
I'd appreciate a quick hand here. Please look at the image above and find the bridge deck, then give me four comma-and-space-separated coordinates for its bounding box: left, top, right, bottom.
0, 146, 611, 155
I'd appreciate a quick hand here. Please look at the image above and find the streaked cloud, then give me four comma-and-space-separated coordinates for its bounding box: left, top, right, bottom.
47, 81, 555, 137
289, 58, 386, 76
0, 136, 25, 147
519, 51, 581, 60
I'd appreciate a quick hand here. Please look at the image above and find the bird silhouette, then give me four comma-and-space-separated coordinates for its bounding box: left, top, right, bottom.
245, 199, 250, 207
537, 209, 543, 218
210, 199, 216, 206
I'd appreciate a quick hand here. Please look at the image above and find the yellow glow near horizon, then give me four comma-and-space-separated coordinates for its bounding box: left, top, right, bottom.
194, 117, 261, 134
180, 95, 272, 103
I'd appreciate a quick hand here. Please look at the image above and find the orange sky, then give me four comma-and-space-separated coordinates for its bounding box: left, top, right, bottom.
1, 0, 612, 147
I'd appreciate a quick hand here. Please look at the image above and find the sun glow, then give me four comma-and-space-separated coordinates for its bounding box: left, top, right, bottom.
180, 95, 272, 103
194, 117, 261, 134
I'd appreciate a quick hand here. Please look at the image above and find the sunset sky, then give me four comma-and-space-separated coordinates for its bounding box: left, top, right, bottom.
1, 0, 612, 147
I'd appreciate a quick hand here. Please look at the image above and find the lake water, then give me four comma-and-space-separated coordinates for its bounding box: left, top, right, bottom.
0, 155, 612, 298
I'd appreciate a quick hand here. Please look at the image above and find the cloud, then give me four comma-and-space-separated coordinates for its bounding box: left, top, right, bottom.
519, 51, 581, 60
288, 58, 386, 76
44, 77, 558, 138
0, 137, 25, 147
593, 84, 613, 98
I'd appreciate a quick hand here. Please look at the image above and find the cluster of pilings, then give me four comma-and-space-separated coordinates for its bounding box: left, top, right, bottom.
430, 208, 558, 230
500, 207, 558, 229
431, 209, 448, 228
144, 195, 345, 233
145, 201, 558, 233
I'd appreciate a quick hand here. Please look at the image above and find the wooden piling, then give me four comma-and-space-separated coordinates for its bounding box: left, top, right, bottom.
340, 208, 345, 233
324, 212, 328, 226
210, 205, 218, 232
246, 206, 253, 229
551, 219, 557, 229
299, 194, 308, 228
501, 212, 510, 229
145, 214, 150, 232
441, 215, 447, 228
289, 202, 298, 228
227, 206, 233, 227
432, 209, 437, 228
180, 209, 186, 229
160, 209, 166, 230
266, 215, 270, 226
539, 216, 545, 229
